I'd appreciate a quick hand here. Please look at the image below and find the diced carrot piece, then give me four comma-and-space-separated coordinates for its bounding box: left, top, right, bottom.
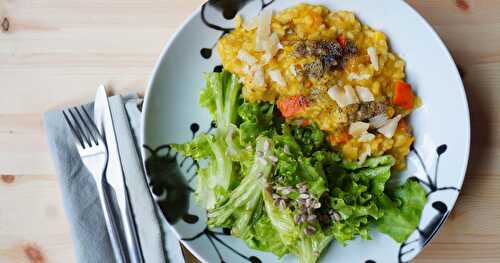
393, 81, 414, 110
304, 80, 313, 89
300, 119, 310, 128
329, 131, 350, 145
337, 34, 347, 48
277, 95, 309, 118
398, 118, 410, 133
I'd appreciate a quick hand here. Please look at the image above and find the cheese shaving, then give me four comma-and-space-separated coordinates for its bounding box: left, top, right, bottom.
348, 121, 370, 137
252, 65, 265, 87
344, 85, 360, 105
369, 113, 389, 129
268, 69, 286, 87
358, 145, 372, 164
327, 85, 360, 107
378, 114, 402, 138
255, 10, 272, 51
358, 132, 375, 142
237, 50, 257, 65
355, 86, 375, 102
367, 47, 379, 71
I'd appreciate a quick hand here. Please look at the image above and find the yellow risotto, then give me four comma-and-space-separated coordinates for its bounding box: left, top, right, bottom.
217, 4, 417, 170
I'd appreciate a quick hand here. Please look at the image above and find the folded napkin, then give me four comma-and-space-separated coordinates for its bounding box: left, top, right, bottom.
43, 95, 185, 263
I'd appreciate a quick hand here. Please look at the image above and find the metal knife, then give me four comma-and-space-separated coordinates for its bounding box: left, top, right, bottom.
94, 85, 144, 263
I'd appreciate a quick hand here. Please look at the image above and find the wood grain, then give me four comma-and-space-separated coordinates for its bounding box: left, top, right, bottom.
1, 0, 499, 262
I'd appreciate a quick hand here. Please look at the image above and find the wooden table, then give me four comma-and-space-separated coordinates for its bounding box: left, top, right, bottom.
0, 0, 498, 262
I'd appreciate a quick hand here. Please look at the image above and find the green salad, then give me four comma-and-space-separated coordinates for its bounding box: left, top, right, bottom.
173, 71, 427, 263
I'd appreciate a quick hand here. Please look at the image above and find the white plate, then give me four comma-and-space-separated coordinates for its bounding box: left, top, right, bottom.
141, 1, 470, 262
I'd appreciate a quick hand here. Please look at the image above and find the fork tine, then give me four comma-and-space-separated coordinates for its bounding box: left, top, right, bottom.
68, 108, 92, 148
79, 106, 104, 145
62, 110, 85, 148
74, 106, 99, 146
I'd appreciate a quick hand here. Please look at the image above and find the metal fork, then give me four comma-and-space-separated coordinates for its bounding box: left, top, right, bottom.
63, 106, 126, 263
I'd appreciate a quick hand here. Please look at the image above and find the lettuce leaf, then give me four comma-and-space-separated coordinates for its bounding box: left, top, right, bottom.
209, 137, 274, 236
173, 71, 243, 210
291, 231, 333, 263
325, 156, 395, 244
202, 71, 242, 133
262, 188, 300, 246
243, 214, 289, 257
376, 179, 427, 242
238, 102, 276, 144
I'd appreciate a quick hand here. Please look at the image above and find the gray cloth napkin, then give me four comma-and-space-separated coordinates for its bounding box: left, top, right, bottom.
43, 95, 184, 263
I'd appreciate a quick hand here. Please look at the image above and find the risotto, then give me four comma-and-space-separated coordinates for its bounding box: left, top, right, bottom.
217, 4, 416, 170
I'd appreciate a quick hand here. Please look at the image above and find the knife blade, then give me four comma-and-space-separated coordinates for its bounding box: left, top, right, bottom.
94, 85, 144, 263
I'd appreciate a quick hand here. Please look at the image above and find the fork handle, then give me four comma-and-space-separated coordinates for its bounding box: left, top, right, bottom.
97, 178, 127, 263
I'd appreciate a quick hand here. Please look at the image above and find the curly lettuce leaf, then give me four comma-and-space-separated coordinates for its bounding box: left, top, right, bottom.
171, 133, 212, 160
271, 123, 338, 194
324, 155, 396, 244
328, 215, 371, 244
174, 71, 244, 210
209, 137, 274, 236
225, 124, 253, 163
172, 134, 231, 209
290, 231, 333, 263
376, 179, 427, 242
342, 155, 396, 170
201, 71, 242, 133
289, 123, 326, 155
262, 188, 300, 246
238, 102, 276, 144
244, 214, 289, 258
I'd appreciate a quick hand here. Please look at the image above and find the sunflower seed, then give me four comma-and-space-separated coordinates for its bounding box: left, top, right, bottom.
295, 214, 304, 224
307, 214, 317, 222
299, 193, 310, 199
313, 201, 322, 209
280, 187, 293, 196
331, 211, 341, 221
305, 198, 312, 207
278, 199, 287, 209
268, 155, 278, 163
300, 207, 308, 214
304, 225, 316, 235
307, 208, 314, 215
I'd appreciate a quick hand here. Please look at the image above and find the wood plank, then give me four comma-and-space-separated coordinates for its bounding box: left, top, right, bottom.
0, 175, 74, 263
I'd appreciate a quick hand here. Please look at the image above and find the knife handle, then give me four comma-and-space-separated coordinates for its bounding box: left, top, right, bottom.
97, 177, 127, 263
120, 189, 144, 263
